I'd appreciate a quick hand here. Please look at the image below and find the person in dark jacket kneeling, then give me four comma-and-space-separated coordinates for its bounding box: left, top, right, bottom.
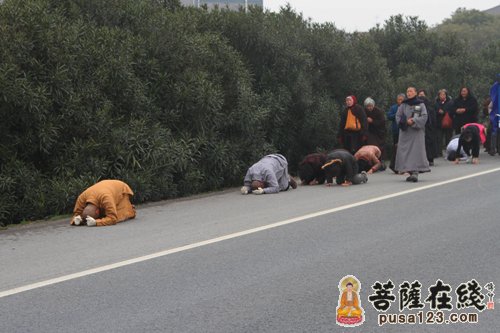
298, 153, 327, 185
321, 149, 368, 187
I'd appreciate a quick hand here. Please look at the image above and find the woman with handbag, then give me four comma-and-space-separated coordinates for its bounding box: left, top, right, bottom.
338, 95, 368, 154
435, 89, 454, 156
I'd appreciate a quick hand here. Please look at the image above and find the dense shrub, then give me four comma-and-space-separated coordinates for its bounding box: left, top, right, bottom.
0, 0, 497, 226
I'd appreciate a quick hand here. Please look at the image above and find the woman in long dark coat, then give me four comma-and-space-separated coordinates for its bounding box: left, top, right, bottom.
451, 87, 479, 135
434, 89, 454, 155
338, 95, 368, 154
363, 97, 387, 159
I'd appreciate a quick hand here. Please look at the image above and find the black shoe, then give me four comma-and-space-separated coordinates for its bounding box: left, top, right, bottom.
406, 173, 418, 182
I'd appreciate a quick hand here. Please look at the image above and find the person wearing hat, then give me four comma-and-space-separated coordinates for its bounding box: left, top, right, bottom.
241, 154, 297, 194
338, 95, 368, 154
71, 179, 136, 227
321, 149, 368, 186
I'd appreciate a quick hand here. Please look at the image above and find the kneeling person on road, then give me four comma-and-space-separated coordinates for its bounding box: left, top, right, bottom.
354, 145, 384, 174
298, 153, 327, 185
241, 154, 297, 195
322, 149, 368, 187
445, 135, 467, 162
71, 179, 136, 227
454, 123, 486, 165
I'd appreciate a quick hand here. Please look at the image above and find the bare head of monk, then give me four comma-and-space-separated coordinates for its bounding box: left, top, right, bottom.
81, 204, 100, 222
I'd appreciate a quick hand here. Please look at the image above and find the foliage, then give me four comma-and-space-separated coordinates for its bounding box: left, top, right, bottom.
0, 0, 498, 226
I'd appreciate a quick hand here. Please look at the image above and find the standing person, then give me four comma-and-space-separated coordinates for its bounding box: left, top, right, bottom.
434, 89, 454, 156
395, 87, 430, 182
489, 78, 500, 155
418, 89, 437, 166
386, 93, 405, 173
451, 87, 479, 135
71, 179, 136, 227
241, 154, 297, 195
481, 96, 492, 154
338, 95, 367, 154
363, 97, 387, 166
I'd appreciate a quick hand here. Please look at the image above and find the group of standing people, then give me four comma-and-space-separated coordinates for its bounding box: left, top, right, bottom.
338, 87, 430, 182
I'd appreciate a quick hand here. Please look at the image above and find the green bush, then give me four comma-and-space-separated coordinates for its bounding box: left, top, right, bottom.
0, 0, 497, 226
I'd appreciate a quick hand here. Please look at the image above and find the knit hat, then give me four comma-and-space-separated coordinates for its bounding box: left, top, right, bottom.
346, 95, 357, 105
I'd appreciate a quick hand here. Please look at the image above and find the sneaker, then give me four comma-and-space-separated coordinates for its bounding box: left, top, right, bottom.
361, 171, 368, 183
429, 161, 434, 166
289, 177, 298, 189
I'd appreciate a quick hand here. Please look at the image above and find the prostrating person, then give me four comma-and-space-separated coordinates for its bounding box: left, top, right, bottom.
241, 154, 297, 194
298, 153, 327, 185
354, 145, 383, 174
321, 149, 368, 186
71, 180, 136, 227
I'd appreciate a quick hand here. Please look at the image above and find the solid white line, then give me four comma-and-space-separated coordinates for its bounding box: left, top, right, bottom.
1, 167, 500, 299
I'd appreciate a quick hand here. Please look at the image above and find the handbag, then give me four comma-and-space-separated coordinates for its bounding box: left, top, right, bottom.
344, 109, 361, 131
441, 112, 452, 129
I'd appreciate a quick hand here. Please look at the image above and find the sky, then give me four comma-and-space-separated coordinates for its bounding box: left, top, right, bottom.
264, 1, 500, 32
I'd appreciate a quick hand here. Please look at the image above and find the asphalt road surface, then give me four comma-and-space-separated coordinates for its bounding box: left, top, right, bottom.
1, 154, 500, 332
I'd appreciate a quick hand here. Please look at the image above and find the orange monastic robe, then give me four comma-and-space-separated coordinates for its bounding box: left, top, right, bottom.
338, 291, 362, 317
72, 180, 136, 226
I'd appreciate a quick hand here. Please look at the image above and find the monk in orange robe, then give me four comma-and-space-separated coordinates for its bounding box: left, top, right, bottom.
337, 282, 362, 318
71, 180, 136, 227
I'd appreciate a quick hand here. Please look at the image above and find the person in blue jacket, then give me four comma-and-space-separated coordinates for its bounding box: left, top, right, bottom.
489, 77, 500, 155
386, 93, 405, 172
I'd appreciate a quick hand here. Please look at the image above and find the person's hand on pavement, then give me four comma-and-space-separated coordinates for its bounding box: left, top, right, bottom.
86, 216, 97, 227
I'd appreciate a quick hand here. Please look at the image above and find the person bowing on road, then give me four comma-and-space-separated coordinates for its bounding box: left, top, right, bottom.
71, 179, 136, 227
241, 154, 297, 195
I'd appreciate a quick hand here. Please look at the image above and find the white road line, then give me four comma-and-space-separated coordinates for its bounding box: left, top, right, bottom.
1, 167, 500, 299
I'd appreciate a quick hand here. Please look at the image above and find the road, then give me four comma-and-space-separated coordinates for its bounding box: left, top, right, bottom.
1, 154, 499, 332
